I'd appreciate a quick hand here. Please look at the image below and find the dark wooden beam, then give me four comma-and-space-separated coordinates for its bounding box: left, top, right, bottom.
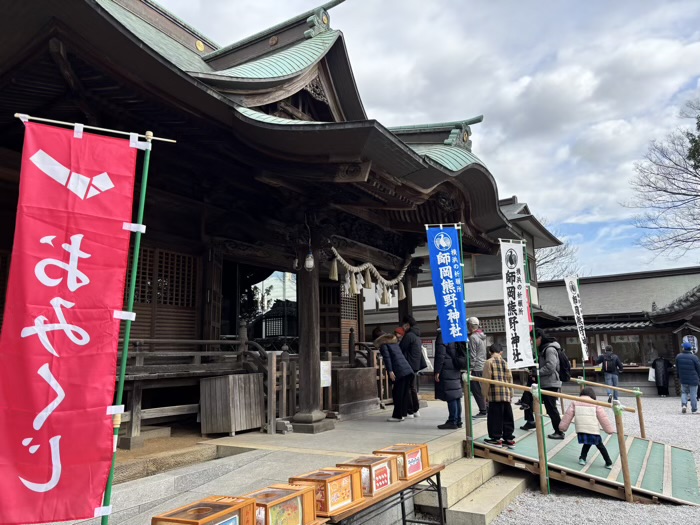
331, 235, 404, 272
49, 38, 99, 125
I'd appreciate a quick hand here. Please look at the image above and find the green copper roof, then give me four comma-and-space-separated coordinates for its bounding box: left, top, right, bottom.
408, 144, 485, 172
389, 116, 484, 134
214, 30, 339, 80
235, 106, 324, 125
97, 0, 212, 74
204, 0, 345, 61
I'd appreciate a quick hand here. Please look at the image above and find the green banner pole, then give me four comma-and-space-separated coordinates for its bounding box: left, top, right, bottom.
525, 247, 550, 494
101, 132, 153, 525
456, 224, 474, 457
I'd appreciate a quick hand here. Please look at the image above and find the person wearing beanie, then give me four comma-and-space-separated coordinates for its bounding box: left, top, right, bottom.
394, 327, 405, 341
676, 341, 700, 414
596, 345, 624, 402
535, 328, 565, 439
467, 317, 488, 418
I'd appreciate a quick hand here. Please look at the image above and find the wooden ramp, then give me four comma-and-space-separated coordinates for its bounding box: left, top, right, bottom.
473, 418, 700, 506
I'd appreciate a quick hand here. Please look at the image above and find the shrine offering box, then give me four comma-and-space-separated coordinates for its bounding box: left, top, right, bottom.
335, 455, 398, 497
151, 496, 255, 525
288, 467, 364, 516
373, 443, 430, 480
243, 484, 320, 525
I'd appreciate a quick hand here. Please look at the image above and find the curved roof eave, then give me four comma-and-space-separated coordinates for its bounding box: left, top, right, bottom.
231, 106, 510, 234
193, 30, 339, 88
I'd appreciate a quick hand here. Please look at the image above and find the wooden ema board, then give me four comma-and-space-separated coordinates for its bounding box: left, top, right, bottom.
373, 443, 430, 481
151, 496, 256, 525
473, 416, 700, 506
289, 467, 364, 517
335, 455, 399, 497
325, 465, 445, 524
243, 483, 322, 525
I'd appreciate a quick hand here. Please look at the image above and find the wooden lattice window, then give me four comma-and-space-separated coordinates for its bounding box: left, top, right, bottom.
265, 317, 283, 337
156, 250, 197, 307
480, 317, 506, 334
341, 288, 358, 320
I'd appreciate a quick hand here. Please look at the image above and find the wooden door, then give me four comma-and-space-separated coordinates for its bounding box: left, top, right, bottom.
121, 246, 199, 341
203, 246, 223, 340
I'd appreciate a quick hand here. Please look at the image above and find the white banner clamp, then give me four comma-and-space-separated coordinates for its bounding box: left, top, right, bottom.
94, 506, 112, 518
114, 310, 136, 321
113, 434, 119, 452
74, 123, 84, 139
123, 222, 146, 234
129, 132, 152, 151
106, 405, 124, 415
18, 113, 29, 123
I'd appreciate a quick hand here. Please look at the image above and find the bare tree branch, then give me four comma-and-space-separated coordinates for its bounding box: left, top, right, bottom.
535, 217, 584, 281
626, 103, 700, 257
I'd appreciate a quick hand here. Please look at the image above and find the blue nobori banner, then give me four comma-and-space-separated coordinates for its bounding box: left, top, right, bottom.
427, 226, 468, 343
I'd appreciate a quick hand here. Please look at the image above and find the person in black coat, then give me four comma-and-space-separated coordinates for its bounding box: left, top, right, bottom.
376, 333, 414, 422
651, 356, 673, 397
434, 320, 464, 430
399, 315, 427, 417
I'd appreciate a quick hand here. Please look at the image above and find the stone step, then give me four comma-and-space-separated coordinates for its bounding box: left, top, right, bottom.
115, 444, 218, 484
445, 471, 533, 525
414, 457, 502, 508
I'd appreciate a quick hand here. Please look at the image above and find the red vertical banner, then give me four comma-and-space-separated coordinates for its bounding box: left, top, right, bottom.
0, 122, 137, 523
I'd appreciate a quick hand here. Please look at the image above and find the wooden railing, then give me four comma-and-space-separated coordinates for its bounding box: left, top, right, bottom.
469, 375, 638, 502
574, 377, 646, 438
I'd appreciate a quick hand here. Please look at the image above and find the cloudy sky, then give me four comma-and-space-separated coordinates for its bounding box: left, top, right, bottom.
158, 0, 700, 276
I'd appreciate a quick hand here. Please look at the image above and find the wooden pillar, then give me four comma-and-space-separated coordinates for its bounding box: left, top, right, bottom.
397, 274, 413, 324
119, 383, 143, 450
533, 395, 549, 495
293, 246, 326, 425
614, 405, 634, 502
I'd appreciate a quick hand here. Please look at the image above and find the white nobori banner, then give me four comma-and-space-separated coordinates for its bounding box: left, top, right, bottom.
499, 240, 535, 369
564, 276, 589, 360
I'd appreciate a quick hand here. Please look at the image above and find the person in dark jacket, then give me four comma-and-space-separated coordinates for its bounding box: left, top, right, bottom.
399, 315, 426, 417
434, 318, 464, 430
676, 341, 700, 414
376, 333, 414, 422
536, 328, 565, 439
596, 345, 624, 402
650, 356, 673, 397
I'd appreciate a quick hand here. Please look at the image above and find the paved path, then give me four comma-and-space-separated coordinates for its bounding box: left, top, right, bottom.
54, 400, 481, 525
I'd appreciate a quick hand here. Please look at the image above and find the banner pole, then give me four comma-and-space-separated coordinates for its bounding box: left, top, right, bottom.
525, 249, 550, 494
457, 224, 474, 457
101, 132, 153, 525
579, 277, 587, 382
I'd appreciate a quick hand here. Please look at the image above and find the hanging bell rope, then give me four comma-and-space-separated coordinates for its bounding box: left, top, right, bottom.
329, 246, 411, 290
363, 267, 373, 289
329, 257, 339, 281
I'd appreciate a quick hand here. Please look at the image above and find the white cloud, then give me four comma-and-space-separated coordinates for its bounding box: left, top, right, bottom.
156, 0, 700, 275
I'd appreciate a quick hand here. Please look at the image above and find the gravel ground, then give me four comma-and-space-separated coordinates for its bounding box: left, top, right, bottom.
493, 396, 700, 525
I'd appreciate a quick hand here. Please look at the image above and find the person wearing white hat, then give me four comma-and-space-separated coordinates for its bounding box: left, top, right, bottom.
468, 317, 488, 418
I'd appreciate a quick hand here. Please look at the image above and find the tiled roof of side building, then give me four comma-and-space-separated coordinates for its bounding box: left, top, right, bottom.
539, 270, 700, 317
651, 282, 700, 317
